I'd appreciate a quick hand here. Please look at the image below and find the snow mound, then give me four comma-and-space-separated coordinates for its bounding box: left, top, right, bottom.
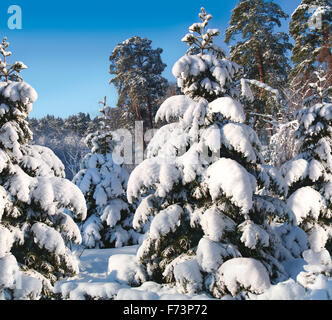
58, 281, 123, 300
108, 254, 146, 286
173, 258, 203, 294
217, 257, 271, 297
116, 288, 159, 300
252, 279, 306, 300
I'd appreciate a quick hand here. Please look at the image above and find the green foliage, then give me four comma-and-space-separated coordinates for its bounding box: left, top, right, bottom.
109, 36, 168, 129
289, 0, 332, 81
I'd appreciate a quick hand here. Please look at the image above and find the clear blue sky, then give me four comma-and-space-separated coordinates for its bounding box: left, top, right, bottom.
0, 0, 300, 119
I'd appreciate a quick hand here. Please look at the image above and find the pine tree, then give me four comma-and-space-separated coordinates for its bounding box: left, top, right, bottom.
225, 0, 292, 141
290, 0, 332, 85
73, 98, 139, 249
126, 9, 299, 299
0, 38, 87, 299
109, 37, 168, 130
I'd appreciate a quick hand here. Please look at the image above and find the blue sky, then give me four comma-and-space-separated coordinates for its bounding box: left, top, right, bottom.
0, 0, 301, 119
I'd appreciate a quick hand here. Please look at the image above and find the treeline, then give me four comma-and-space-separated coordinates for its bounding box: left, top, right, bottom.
28, 111, 119, 179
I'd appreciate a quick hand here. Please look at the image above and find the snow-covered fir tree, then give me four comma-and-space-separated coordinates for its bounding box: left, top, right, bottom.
0, 38, 87, 299
73, 98, 139, 249
281, 82, 332, 261
109, 36, 168, 130
126, 9, 300, 299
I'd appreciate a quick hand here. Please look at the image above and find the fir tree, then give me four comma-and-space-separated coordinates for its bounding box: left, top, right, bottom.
0, 38, 87, 299
109, 36, 168, 130
73, 98, 139, 249
225, 0, 292, 141
126, 9, 299, 299
281, 78, 332, 258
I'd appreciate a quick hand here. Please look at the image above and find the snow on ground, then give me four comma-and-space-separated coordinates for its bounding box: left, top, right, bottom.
54, 245, 331, 300
54, 245, 213, 300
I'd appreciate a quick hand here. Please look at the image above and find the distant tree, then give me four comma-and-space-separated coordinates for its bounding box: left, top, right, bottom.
225, 0, 292, 141
289, 0, 331, 86
109, 36, 168, 130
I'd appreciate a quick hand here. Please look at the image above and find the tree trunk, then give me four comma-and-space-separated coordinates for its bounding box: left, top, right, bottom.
146, 97, 153, 129
256, 50, 265, 84
134, 102, 140, 120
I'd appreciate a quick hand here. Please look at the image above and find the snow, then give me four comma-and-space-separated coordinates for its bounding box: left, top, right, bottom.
196, 237, 240, 273
220, 123, 257, 162
149, 205, 182, 240
107, 254, 146, 286
238, 220, 270, 249
172, 54, 238, 98
217, 258, 271, 297
208, 97, 246, 123
100, 199, 128, 228
204, 158, 255, 214
251, 279, 306, 300
50, 245, 332, 300
307, 225, 328, 252
0, 81, 38, 106
132, 194, 155, 231
287, 186, 325, 225
281, 159, 309, 186
127, 157, 181, 203
55, 246, 212, 300
200, 206, 236, 242
155, 95, 197, 123
0, 254, 19, 288
173, 258, 203, 294
31, 222, 67, 255
22, 145, 66, 178
0, 226, 14, 258
281, 158, 325, 186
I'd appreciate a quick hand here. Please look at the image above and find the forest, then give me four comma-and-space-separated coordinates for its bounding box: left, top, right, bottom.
0, 0, 331, 301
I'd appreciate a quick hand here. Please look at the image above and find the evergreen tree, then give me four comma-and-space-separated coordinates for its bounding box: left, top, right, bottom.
109, 37, 168, 130
289, 0, 332, 86
0, 38, 87, 299
73, 98, 139, 249
126, 9, 299, 299
281, 77, 332, 259
225, 0, 292, 140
